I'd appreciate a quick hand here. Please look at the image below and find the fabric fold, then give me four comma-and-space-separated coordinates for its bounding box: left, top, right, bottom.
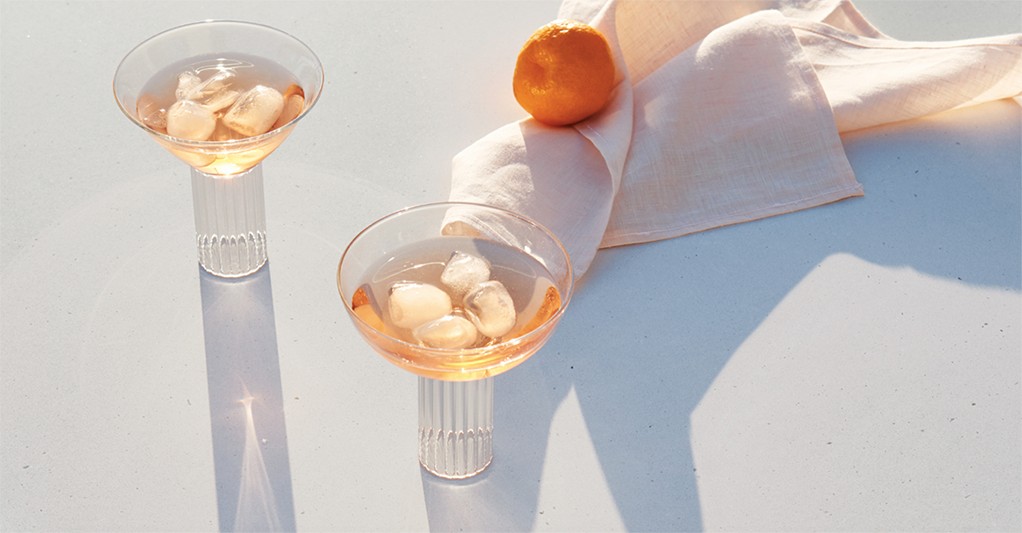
450, 0, 1022, 278
602, 9, 861, 248
790, 21, 1022, 132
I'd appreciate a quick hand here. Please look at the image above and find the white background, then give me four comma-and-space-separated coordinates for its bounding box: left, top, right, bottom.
2, 1, 1019, 531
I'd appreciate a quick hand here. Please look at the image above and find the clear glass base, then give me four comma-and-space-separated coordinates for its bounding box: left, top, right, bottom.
418, 376, 494, 479
191, 164, 268, 278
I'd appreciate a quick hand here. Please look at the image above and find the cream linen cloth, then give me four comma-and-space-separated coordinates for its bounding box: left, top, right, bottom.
449, 0, 1022, 277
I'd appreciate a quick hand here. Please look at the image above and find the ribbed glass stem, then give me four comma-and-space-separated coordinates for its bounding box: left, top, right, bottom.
191, 164, 268, 278
418, 376, 494, 479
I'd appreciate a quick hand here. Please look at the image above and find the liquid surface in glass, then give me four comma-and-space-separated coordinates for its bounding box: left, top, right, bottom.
352, 236, 562, 352
136, 52, 305, 142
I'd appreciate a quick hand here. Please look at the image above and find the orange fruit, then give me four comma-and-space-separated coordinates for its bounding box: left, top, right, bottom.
513, 19, 615, 127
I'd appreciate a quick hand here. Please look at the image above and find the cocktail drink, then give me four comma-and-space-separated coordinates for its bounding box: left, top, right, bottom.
114, 21, 323, 277
337, 203, 574, 478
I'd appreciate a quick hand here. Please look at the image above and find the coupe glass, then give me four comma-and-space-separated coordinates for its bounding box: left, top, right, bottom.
114, 21, 323, 277
337, 202, 574, 478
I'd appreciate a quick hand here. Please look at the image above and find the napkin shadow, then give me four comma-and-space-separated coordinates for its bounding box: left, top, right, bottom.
200, 263, 297, 533
422, 99, 1019, 531
578, 99, 1019, 531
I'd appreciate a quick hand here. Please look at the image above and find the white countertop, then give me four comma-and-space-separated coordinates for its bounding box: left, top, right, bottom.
2, 1, 1019, 531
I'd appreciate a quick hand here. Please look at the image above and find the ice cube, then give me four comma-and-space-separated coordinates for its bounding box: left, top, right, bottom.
440, 251, 491, 301
173, 70, 240, 111
166, 99, 216, 141
136, 93, 167, 133
177, 70, 235, 100
271, 84, 305, 130
221, 85, 284, 137
464, 280, 516, 338
189, 70, 234, 99
209, 119, 242, 142
388, 282, 453, 330
414, 315, 478, 349
176, 71, 201, 100
201, 89, 240, 113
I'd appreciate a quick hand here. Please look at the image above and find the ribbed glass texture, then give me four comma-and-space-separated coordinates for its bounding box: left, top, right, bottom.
418, 376, 494, 479
191, 164, 268, 277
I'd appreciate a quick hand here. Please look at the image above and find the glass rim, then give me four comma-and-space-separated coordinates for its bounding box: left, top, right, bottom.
337, 201, 575, 356
112, 19, 324, 147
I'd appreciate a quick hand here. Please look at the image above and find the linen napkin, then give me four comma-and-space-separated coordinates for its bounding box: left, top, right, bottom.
449, 0, 1022, 277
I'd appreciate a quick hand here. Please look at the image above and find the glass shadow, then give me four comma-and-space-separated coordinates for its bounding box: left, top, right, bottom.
199, 263, 296, 532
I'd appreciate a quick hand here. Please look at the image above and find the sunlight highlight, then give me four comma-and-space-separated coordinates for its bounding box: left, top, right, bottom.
233, 384, 284, 532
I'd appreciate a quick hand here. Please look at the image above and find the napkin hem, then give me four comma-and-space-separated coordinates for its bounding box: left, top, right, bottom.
600, 10, 863, 250
789, 19, 1022, 52
598, 183, 864, 249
